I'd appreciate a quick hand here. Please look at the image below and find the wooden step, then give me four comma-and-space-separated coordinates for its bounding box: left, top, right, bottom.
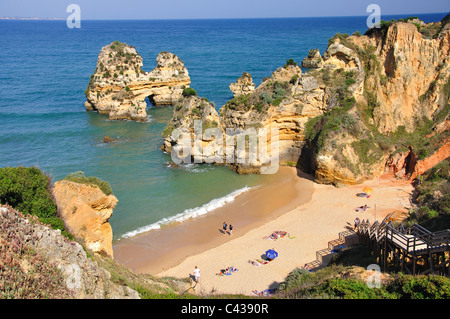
304, 260, 323, 272
316, 248, 334, 265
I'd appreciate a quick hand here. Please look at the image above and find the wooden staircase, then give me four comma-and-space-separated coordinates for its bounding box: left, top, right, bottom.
357, 213, 450, 276
304, 229, 359, 271
303, 213, 450, 276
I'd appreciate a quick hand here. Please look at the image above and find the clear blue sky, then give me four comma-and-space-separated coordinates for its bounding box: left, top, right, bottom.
0, 0, 448, 19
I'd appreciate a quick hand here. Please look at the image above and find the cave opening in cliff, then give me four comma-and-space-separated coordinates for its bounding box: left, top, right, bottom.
404, 148, 417, 176
145, 95, 156, 108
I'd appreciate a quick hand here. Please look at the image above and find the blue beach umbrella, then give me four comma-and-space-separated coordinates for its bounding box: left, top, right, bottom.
265, 249, 278, 260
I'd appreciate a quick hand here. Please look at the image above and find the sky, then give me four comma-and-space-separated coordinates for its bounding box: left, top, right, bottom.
0, 0, 448, 20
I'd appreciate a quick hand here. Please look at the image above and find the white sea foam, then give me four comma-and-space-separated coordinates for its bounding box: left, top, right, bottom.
119, 186, 254, 239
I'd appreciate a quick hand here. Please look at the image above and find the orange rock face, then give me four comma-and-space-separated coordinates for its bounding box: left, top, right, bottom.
412, 138, 450, 179
52, 180, 118, 258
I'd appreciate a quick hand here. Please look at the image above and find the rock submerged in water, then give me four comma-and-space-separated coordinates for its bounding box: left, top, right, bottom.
84, 41, 191, 122
103, 136, 116, 143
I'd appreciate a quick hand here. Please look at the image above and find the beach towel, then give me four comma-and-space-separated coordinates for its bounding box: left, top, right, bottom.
263, 230, 291, 240
216, 266, 238, 276
331, 245, 344, 253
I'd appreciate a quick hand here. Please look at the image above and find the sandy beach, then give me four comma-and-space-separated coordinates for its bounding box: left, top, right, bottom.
113, 167, 313, 274
114, 167, 414, 296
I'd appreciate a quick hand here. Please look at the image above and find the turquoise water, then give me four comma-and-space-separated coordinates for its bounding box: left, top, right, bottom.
0, 13, 446, 239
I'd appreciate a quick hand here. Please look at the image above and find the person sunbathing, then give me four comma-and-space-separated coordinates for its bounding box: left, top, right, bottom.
264, 230, 288, 240
216, 269, 226, 276
252, 289, 274, 296
217, 267, 232, 276
248, 260, 261, 266
354, 204, 369, 212
257, 258, 269, 264
274, 231, 287, 237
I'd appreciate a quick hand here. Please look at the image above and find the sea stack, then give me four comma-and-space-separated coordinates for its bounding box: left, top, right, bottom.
84, 41, 191, 121
229, 72, 256, 97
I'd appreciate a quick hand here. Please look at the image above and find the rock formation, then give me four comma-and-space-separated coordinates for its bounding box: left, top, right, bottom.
85, 41, 191, 121
229, 72, 256, 97
52, 180, 118, 258
162, 41, 366, 175
0, 205, 139, 299
361, 21, 450, 133
302, 49, 323, 68
162, 15, 450, 184
302, 17, 450, 185
411, 138, 450, 179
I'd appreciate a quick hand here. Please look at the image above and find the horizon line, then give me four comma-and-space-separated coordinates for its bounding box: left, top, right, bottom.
0, 11, 447, 22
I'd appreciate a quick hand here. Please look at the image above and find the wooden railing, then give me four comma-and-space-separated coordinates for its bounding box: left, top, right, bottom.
356, 214, 450, 276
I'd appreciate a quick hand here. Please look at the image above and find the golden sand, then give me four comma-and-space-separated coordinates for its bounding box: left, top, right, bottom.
113, 167, 414, 296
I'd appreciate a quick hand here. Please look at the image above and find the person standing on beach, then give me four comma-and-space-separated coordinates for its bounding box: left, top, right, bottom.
223, 222, 227, 235
193, 266, 200, 283
354, 217, 360, 230
229, 224, 233, 236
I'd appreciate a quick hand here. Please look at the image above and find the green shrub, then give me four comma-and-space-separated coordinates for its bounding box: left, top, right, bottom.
388, 274, 450, 299
289, 74, 299, 84
285, 58, 297, 67
260, 92, 273, 105
182, 87, 198, 97
277, 246, 450, 299
273, 86, 286, 100
328, 33, 350, 47
405, 159, 450, 230
64, 171, 113, 196
0, 167, 72, 237
0, 167, 57, 219
313, 277, 387, 299
345, 78, 356, 86
162, 122, 176, 138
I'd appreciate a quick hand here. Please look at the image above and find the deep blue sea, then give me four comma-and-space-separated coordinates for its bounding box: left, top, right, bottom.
0, 13, 446, 240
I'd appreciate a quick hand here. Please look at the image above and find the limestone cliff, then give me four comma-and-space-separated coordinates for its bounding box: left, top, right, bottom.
229, 72, 256, 97
360, 20, 450, 133
85, 41, 190, 121
52, 180, 117, 258
302, 49, 323, 69
162, 41, 365, 174
306, 16, 450, 184
161, 15, 450, 184
0, 205, 139, 299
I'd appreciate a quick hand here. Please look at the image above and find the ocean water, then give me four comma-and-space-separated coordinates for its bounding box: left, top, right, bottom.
0, 13, 446, 240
